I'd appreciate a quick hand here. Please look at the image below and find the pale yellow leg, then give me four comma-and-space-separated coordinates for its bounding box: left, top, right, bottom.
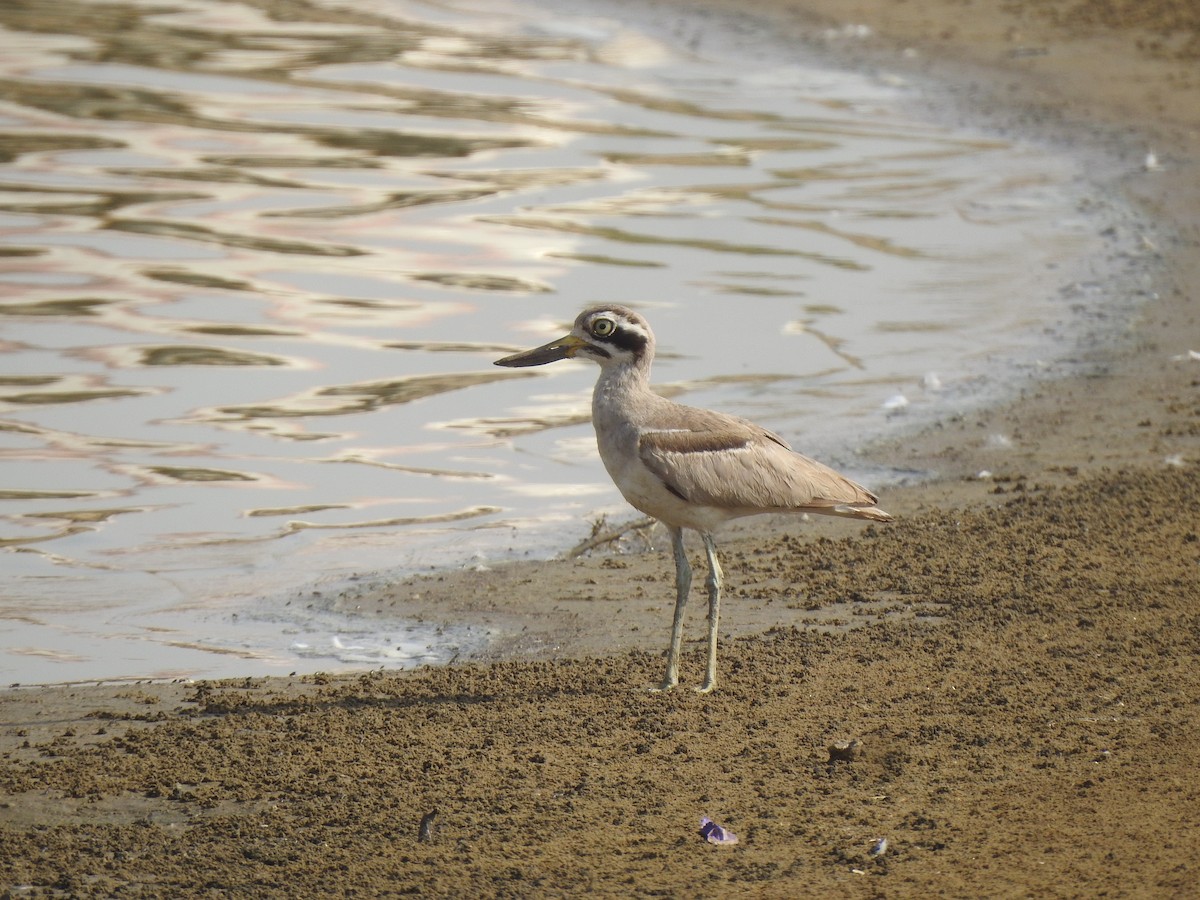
696, 532, 723, 694
652, 525, 690, 692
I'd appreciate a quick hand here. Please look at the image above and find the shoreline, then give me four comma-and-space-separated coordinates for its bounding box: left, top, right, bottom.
3, 0, 1199, 894
336, 0, 1199, 671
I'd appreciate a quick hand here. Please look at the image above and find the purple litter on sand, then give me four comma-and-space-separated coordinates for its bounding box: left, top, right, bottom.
699, 817, 739, 845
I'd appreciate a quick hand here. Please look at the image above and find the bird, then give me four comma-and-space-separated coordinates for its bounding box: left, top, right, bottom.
495, 304, 892, 693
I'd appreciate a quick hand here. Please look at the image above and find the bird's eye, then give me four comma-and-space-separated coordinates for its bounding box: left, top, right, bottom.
591, 317, 615, 337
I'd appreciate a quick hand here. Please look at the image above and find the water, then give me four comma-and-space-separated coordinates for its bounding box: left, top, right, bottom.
0, 0, 1116, 684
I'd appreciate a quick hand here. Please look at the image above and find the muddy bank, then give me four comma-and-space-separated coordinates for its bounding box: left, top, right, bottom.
2, 466, 1198, 895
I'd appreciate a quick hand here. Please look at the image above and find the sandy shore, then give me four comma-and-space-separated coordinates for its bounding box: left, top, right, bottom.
3, 0, 1199, 895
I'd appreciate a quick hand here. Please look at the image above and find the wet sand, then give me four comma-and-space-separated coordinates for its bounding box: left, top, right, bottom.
3, 0, 1200, 895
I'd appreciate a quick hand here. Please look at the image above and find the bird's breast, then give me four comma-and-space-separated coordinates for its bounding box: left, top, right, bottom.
593, 420, 731, 532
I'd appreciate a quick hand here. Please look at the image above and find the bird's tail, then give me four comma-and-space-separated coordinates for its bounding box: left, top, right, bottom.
822, 504, 893, 523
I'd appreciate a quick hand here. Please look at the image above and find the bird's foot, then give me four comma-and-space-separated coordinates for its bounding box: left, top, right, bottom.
694, 680, 716, 695
650, 679, 678, 693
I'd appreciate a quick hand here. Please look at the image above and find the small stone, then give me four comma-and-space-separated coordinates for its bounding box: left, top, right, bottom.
418, 809, 438, 843
828, 739, 863, 763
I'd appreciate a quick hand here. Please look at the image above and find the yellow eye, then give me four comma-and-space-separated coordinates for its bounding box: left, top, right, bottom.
592, 317, 615, 337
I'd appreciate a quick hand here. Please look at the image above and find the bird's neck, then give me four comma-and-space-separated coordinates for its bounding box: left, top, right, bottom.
593, 357, 653, 414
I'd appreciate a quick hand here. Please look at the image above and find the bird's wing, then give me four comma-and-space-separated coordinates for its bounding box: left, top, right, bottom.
638, 426, 880, 513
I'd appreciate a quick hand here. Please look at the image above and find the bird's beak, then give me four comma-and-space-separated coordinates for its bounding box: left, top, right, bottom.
494, 333, 587, 368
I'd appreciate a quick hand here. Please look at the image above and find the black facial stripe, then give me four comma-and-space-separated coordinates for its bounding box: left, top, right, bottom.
602, 324, 648, 356
585, 342, 612, 359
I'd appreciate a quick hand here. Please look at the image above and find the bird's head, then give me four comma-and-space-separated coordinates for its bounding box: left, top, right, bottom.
494, 304, 655, 370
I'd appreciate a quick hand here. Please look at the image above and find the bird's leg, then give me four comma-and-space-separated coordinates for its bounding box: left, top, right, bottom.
652, 525, 690, 692
697, 533, 723, 694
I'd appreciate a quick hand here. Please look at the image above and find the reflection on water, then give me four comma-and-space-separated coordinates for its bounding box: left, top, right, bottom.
0, 0, 1110, 683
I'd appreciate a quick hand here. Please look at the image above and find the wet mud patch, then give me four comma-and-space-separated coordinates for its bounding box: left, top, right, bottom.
1, 465, 1197, 895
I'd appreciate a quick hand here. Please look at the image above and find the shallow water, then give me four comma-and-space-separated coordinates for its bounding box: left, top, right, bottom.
1, 0, 1111, 683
